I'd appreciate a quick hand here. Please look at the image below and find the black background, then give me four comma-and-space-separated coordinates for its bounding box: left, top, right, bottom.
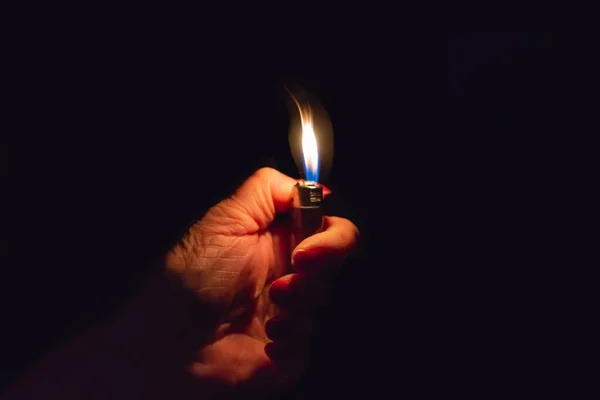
4, 32, 583, 396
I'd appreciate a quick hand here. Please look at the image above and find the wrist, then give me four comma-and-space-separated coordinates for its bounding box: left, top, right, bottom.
5, 267, 216, 400
106, 267, 215, 397
4, 269, 191, 400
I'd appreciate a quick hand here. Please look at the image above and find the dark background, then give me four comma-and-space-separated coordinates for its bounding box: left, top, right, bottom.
5, 32, 582, 396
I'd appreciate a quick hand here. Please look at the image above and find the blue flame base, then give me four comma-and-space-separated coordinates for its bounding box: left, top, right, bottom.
304, 162, 320, 183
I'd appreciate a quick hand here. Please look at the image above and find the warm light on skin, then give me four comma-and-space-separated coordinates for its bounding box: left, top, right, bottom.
290, 94, 320, 182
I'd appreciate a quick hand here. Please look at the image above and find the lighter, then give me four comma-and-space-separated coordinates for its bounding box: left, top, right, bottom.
290, 180, 324, 247
284, 83, 334, 247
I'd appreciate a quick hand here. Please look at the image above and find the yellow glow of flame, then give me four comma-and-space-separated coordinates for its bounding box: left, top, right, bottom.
290, 94, 319, 181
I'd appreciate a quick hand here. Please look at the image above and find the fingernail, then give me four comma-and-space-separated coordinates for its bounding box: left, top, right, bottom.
291, 249, 316, 267
269, 279, 291, 304
271, 277, 291, 290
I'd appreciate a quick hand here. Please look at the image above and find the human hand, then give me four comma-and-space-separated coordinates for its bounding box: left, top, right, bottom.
165, 167, 359, 397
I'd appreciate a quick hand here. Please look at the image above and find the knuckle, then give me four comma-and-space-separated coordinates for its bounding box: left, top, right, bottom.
339, 218, 360, 246
253, 167, 276, 181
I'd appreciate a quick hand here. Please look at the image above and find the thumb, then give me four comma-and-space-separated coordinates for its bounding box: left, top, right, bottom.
228, 167, 297, 228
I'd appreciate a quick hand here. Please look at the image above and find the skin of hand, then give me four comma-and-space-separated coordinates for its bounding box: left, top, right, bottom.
164, 167, 359, 397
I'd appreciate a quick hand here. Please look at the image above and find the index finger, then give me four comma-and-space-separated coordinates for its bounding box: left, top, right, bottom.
291, 216, 359, 273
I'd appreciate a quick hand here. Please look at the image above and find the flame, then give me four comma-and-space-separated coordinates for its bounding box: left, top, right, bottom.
290, 94, 320, 182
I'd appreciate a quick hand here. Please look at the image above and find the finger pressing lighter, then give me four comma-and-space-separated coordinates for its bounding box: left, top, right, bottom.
284, 83, 334, 248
